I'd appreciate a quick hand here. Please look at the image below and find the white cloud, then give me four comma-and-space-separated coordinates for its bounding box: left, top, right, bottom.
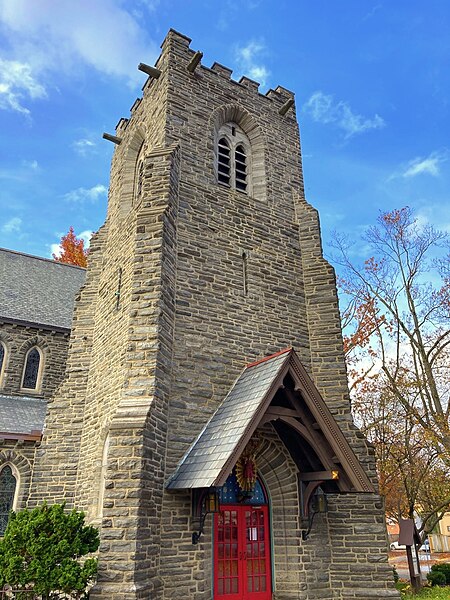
217, 0, 262, 30
0, 58, 46, 115
22, 159, 39, 170
64, 184, 107, 203
78, 230, 93, 248
0, 0, 158, 91
304, 91, 385, 138
402, 152, 447, 178
234, 41, 270, 87
72, 138, 96, 157
50, 242, 62, 258
362, 3, 382, 21
135, 0, 160, 11
2, 217, 22, 233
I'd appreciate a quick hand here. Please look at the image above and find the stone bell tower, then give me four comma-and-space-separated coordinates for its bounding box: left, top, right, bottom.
31, 30, 399, 600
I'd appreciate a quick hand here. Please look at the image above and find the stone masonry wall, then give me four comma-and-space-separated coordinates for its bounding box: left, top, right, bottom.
90, 145, 180, 599
29, 226, 106, 506
327, 494, 399, 599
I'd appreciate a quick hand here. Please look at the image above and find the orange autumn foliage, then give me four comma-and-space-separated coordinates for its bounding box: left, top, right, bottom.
53, 227, 89, 268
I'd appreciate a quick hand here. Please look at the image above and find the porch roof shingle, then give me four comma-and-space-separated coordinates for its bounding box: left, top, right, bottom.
166, 349, 291, 490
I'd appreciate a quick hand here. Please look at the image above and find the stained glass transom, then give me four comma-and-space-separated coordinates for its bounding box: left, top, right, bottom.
0, 466, 16, 535
218, 470, 266, 505
22, 348, 41, 389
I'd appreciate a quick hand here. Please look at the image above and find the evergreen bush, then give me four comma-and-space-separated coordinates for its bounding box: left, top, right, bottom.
0, 503, 99, 599
427, 570, 447, 587
431, 563, 450, 584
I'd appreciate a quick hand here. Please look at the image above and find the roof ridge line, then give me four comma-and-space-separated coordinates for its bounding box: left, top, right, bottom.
0, 247, 86, 271
246, 347, 292, 369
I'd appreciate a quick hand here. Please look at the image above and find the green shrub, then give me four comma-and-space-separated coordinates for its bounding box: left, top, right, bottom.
428, 563, 450, 585
427, 570, 447, 587
0, 503, 99, 598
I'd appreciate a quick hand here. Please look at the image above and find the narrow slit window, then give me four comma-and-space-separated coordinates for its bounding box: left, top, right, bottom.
242, 251, 248, 296
136, 161, 144, 198
0, 343, 5, 385
133, 142, 145, 206
22, 347, 41, 390
98, 435, 110, 518
218, 138, 231, 186
115, 267, 123, 310
0, 466, 16, 536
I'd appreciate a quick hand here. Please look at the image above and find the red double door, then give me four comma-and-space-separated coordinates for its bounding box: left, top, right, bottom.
214, 505, 271, 600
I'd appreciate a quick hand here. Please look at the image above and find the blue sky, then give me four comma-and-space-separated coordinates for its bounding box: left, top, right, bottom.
0, 1, 449, 261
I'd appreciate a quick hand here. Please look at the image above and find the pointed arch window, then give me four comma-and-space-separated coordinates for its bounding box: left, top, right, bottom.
217, 123, 251, 194
21, 347, 43, 391
0, 342, 6, 388
0, 465, 17, 536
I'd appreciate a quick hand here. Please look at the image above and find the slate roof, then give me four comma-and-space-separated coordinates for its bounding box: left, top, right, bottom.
166, 348, 292, 490
0, 248, 85, 330
0, 394, 47, 437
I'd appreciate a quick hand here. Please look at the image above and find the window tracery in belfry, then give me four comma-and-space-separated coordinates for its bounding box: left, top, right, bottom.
217, 122, 250, 193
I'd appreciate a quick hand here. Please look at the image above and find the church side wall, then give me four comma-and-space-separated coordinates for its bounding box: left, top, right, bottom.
0, 324, 71, 513
0, 323, 69, 399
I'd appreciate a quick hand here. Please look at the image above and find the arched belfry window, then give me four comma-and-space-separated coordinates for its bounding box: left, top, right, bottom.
0, 465, 17, 536
217, 122, 251, 193
0, 342, 6, 388
21, 346, 43, 391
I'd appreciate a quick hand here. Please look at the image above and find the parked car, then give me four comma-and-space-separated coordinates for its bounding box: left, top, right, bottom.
390, 541, 406, 550
389, 539, 430, 551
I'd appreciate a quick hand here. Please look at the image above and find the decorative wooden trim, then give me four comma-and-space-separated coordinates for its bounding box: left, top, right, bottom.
0, 431, 42, 442
299, 471, 339, 482
288, 354, 374, 493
